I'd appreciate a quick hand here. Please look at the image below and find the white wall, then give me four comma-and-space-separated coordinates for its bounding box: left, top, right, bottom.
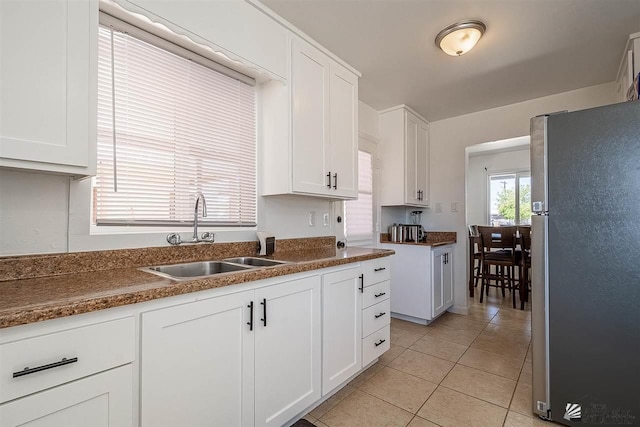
0, 170, 69, 256
467, 147, 530, 226
426, 81, 617, 313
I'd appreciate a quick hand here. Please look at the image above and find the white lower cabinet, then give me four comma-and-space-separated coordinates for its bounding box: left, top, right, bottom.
432, 246, 454, 319
254, 276, 321, 427
141, 290, 255, 427
0, 365, 133, 427
141, 275, 321, 427
321, 266, 362, 395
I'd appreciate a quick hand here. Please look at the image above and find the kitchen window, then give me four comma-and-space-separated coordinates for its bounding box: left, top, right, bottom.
488, 171, 531, 226
94, 14, 257, 228
345, 142, 377, 246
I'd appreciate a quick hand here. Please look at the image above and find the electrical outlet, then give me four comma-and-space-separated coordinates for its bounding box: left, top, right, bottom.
323, 212, 329, 227
451, 202, 459, 213
309, 211, 316, 226
435, 202, 443, 213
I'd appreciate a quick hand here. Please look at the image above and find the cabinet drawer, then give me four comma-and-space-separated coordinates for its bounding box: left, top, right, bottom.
362, 280, 390, 309
0, 317, 135, 403
362, 325, 390, 366
362, 299, 390, 338
363, 258, 390, 287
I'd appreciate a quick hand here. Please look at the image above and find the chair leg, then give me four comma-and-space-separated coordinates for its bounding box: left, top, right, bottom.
512, 268, 517, 309
500, 266, 506, 297
479, 266, 485, 303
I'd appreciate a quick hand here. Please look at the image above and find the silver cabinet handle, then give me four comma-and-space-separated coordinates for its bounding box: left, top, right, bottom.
13, 357, 78, 378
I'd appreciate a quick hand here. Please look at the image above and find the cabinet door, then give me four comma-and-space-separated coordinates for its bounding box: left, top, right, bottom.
141, 290, 254, 427
322, 267, 362, 395
0, 365, 132, 427
443, 250, 454, 309
416, 121, 430, 206
432, 248, 446, 318
291, 37, 331, 196
329, 61, 358, 199
255, 276, 321, 427
0, 0, 96, 173
404, 112, 419, 204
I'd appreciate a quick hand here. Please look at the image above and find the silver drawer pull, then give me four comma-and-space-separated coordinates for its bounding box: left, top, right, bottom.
374, 267, 386, 272
375, 312, 386, 319
13, 357, 78, 378
374, 339, 386, 347
374, 292, 386, 298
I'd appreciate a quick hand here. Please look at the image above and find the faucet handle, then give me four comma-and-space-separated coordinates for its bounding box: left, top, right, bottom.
167, 233, 182, 246
201, 232, 215, 242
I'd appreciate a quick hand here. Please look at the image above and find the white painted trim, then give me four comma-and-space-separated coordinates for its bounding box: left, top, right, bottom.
245, 0, 361, 78
378, 104, 429, 124
448, 304, 470, 316
390, 312, 429, 325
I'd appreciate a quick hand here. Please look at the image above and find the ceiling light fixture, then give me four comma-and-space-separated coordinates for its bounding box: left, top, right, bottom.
435, 20, 486, 56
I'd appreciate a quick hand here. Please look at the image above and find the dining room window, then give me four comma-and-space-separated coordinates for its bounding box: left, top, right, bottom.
93, 13, 257, 228
488, 172, 531, 226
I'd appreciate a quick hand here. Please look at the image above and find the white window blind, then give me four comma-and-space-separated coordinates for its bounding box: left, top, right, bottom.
95, 19, 257, 227
345, 150, 374, 246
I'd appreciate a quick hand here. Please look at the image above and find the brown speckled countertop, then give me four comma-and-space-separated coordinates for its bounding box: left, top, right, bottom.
0, 238, 394, 329
380, 231, 457, 247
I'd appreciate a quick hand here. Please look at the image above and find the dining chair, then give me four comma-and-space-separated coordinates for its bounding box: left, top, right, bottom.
518, 226, 532, 310
477, 225, 520, 308
468, 225, 482, 297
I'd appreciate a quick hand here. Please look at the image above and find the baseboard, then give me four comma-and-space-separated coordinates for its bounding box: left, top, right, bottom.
390, 312, 430, 325
448, 304, 469, 315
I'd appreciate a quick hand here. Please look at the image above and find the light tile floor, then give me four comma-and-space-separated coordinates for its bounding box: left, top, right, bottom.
299, 291, 563, 427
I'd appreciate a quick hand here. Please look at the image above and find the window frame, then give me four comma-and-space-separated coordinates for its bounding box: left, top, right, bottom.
93, 13, 258, 230
487, 169, 531, 226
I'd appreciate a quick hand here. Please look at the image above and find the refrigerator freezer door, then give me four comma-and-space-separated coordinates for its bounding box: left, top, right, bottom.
546, 101, 640, 426
530, 115, 549, 214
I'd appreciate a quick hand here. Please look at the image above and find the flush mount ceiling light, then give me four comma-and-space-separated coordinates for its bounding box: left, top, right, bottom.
435, 20, 486, 56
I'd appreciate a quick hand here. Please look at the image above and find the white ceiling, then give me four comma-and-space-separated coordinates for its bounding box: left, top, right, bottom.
261, 0, 640, 121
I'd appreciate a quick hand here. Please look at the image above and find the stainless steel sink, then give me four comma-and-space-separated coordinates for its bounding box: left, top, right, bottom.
224, 257, 289, 267
141, 261, 253, 281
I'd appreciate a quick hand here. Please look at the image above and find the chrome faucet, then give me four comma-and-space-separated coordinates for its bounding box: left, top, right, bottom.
166, 192, 215, 245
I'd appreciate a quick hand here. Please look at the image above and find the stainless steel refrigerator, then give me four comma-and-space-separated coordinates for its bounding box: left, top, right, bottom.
530, 101, 640, 426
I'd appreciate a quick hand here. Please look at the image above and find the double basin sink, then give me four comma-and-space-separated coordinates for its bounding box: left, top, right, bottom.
140, 257, 289, 281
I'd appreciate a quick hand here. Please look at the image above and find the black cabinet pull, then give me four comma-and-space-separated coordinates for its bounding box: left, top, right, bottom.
13, 357, 78, 378
333, 173, 337, 189
247, 301, 254, 331
374, 339, 386, 347
375, 312, 386, 319
326, 172, 332, 188
359, 274, 364, 293
374, 267, 386, 272
260, 298, 267, 327
374, 292, 386, 298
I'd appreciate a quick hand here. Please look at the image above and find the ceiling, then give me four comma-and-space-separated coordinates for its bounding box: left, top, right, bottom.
261, 0, 640, 121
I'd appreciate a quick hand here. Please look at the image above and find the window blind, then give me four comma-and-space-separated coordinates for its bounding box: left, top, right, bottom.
345, 150, 374, 246
95, 20, 257, 227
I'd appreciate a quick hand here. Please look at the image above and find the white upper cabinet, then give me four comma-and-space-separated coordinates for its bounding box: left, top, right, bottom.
262, 36, 360, 200
329, 61, 359, 199
379, 106, 429, 207
0, 0, 97, 177
291, 37, 332, 195
123, 0, 288, 80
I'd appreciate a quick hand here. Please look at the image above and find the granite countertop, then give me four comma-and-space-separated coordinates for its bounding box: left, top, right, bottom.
379, 231, 457, 247
0, 243, 394, 329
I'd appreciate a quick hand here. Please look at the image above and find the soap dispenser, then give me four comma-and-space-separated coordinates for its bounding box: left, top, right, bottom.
256, 232, 275, 256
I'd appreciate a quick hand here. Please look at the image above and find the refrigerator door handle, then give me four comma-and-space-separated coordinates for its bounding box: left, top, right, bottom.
531, 214, 551, 419
531, 116, 549, 214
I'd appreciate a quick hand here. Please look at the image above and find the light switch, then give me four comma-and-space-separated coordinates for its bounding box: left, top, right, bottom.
451, 202, 459, 213
309, 211, 316, 226
323, 212, 329, 227
435, 203, 443, 213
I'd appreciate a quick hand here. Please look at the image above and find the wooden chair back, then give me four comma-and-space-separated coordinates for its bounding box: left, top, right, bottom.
477, 226, 517, 252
